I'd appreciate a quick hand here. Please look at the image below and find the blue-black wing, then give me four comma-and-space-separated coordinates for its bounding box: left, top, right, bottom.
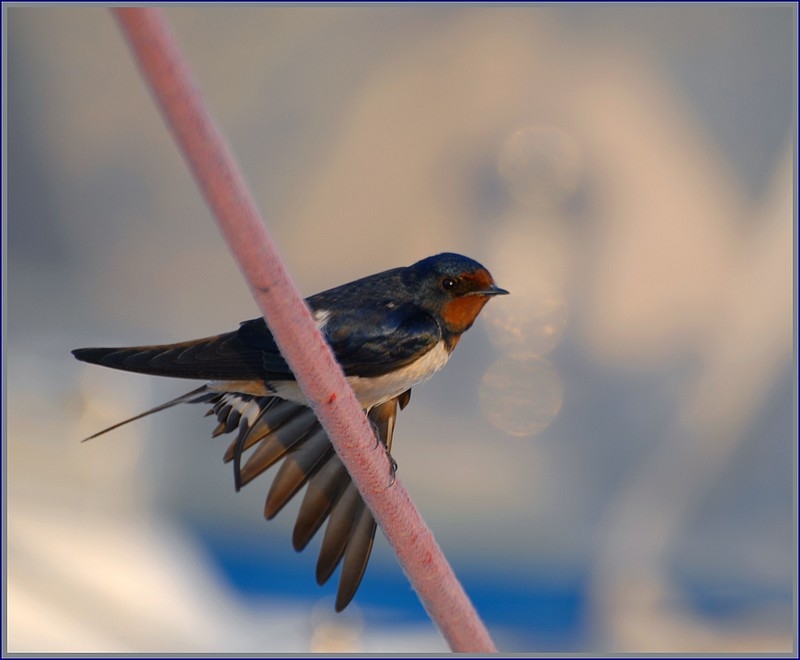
72, 303, 441, 382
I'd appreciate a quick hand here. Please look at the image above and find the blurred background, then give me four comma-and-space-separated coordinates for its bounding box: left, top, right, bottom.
4, 5, 796, 654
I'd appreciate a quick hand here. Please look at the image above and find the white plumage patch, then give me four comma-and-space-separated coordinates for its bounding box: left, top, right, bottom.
267, 339, 451, 409
313, 308, 332, 330
207, 331, 451, 411
211, 391, 263, 423
239, 397, 263, 426
346, 340, 451, 408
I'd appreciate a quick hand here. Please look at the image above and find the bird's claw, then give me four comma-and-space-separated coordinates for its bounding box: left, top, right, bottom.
370, 420, 381, 449
369, 416, 397, 486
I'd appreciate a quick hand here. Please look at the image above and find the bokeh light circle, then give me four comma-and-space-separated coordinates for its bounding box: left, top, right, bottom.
483, 213, 570, 358
483, 286, 568, 359
479, 356, 564, 438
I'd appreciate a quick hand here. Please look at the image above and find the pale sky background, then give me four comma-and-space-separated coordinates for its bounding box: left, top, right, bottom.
4, 4, 796, 654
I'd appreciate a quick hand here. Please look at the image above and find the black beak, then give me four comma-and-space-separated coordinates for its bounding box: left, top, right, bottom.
483, 284, 509, 296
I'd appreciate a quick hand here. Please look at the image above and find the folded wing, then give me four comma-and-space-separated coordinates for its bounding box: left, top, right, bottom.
72, 304, 441, 384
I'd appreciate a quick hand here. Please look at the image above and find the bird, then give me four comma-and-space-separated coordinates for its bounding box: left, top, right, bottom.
72, 252, 508, 611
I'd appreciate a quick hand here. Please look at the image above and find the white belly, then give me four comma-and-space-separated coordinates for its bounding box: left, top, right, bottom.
267, 340, 451, 409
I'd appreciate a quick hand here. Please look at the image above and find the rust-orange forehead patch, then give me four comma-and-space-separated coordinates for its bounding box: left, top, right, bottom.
462, 268, 495, 291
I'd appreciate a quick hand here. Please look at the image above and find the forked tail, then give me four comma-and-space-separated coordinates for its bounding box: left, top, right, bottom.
79, 385, 214, 441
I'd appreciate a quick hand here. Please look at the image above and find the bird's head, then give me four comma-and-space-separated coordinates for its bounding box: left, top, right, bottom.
407, 253, 508, 338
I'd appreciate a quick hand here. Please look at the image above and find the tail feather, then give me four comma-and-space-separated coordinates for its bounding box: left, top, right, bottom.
264, 427, 332, 519
79, 379, 409, 611
211, 390, 407, 610
80, 385, 211, 441
316, 483, 362, 586
337, 505, 378, 612
292, 456, 351, 551
222, 399, 302, 463
238, 407, 318, 488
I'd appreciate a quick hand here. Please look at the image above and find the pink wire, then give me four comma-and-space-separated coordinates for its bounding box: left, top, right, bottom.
113, 8, 497, 652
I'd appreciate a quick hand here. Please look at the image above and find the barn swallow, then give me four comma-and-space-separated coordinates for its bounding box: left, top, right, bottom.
72, 252, 508, 611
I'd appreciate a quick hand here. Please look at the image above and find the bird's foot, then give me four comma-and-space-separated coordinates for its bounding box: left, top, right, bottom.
387, 452, 398, 487
368, 419, 397, 486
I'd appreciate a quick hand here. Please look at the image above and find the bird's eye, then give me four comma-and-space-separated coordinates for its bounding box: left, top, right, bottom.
441, 277, 457, 291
